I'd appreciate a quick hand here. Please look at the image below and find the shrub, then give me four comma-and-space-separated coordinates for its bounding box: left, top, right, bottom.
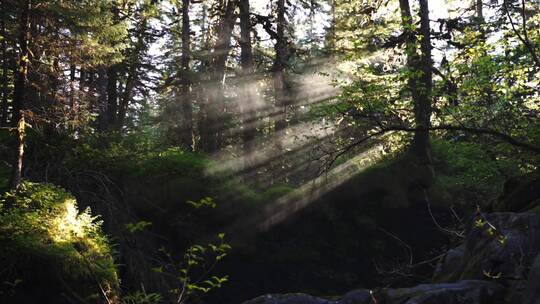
432, 139, 518, 205
0, 182, 119, 302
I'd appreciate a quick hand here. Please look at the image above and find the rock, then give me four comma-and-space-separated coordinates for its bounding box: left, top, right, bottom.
435, 212, 540, 281
243, 293, 337, 304
243, 212, 540, 304
338, 290, 373, 304
243, 281, 503, 304
523, 253, 540, 304
380, 280, 503, 304
433, 244, 465, 282
463, 213, 540, 280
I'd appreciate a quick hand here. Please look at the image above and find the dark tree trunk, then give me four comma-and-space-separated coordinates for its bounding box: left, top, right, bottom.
118, 67, 134, 130
273, 0, 289, 136
271, 0, 292, 182
476, 0, 484, 22
10, 0, 31, 189
117, 8, 148, 131
96, 4, 120, 132
412, 0, 433, 164
69, 64, 76, 108
399, 0, 433, 166
80, 68, 86, 91
327, 0, 336, 50
203, 0, 236, 153
12, 0, 31, 125
0, 0, 9, 126
196, 4, 210, 152
239, 0, 258, 178
11, 116, 25, 190
97, 67, 109, 131
180, 0, 193, 150
106, 65, 118, 128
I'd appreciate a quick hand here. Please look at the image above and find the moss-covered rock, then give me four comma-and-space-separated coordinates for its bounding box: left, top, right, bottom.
0, 182, 119, 303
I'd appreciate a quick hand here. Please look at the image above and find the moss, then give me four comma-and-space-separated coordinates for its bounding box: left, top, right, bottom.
431, 139, 517, 206
0, 182, 119, 302
68, 134, 209, 178
260, 184, 295, 202
130, 147, 209, 177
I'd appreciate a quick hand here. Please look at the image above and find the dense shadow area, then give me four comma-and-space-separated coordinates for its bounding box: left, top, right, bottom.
207, 155, 453, 303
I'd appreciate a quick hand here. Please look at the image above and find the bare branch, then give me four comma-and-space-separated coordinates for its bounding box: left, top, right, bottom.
503, 0, 540, 68
319, 123, 540, 174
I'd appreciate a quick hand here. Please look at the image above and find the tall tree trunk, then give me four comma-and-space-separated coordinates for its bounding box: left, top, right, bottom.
97, 3, 120, 132
327, 0, 336, 50
271, 0, 291, 183
197, 3, 210, 151
180, 0, 193, 150
239, 0, 258, 178
97, 67, 109, 131
10, 0, 31, 189
273, 0, 289, 136
476, 0, 483, 22
11, 115, 25, 190
117, 6, 149, 131
203, 0, 236, 152
69, 64, 76, 108
413, 0, 433, 163
106, 65, 118, 129
399, 0, 433, 166
0, 0, 9, 126
117, 67, 134, 130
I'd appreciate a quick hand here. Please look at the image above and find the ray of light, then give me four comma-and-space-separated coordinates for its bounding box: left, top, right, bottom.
222, 137, 390, 239
206, 118, 340, 175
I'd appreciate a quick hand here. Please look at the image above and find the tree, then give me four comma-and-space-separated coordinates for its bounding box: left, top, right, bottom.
1, 0, 128, 187
9, 0, 31, 189
269, 0, 294, 182
399, 0, 433, 165
201, 0, 237, 153
117, 0, 157, 132
0, 0, 10, 127
238, 0, 258, 177
273, 0, 291, 139
179, 0, 193, 150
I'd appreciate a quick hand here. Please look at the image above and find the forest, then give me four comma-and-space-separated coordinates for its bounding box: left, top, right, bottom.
0, 0, 539, 303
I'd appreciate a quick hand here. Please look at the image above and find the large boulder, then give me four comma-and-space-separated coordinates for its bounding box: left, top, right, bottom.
523, 253, 540, 304
433, 244, 465, 282
243, 293, 337, 304
243, 280, 503, 304
380, 280, 503, 304
338, 290, 373, 304
242, 290, 374, 304
435, 212, 540, 281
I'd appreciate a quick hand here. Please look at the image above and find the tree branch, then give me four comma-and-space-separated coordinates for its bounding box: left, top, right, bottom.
322, 124, 540, 173
503, 0, 540, 68
317, 125, 540, 176
396, 125, 540, 154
